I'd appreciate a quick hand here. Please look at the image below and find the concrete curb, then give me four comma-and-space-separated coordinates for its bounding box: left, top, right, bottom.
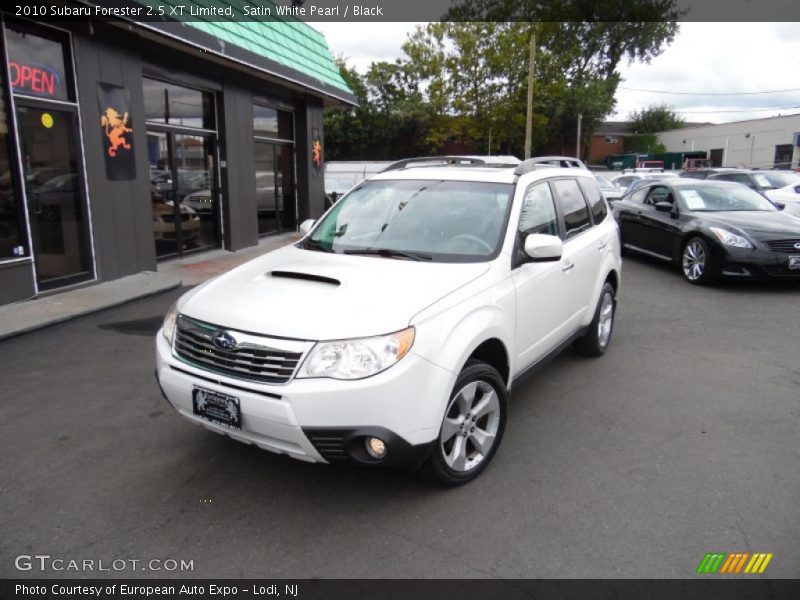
0, 271, 182, 341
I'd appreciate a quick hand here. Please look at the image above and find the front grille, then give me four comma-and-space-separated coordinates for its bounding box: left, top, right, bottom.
766, 239, 800, 253
174, 316, 303, 384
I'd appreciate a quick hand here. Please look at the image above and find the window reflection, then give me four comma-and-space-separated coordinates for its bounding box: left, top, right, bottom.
143, 78, 214, 129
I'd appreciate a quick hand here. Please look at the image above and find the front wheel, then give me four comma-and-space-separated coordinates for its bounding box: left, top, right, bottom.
573, 282, 616, 357
421, 360, 507, 486
682, 237, 718, 285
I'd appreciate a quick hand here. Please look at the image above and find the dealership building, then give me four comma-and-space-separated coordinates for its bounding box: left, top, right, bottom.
0, 6, 356, 305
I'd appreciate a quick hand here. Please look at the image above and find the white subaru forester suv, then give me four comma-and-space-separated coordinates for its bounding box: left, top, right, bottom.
156, 159, 622, 485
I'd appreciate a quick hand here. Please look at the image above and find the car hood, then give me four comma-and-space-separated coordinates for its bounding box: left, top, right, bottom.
765, 185, 800, 203
179, 244, 490, 340
699, 211, 800, 239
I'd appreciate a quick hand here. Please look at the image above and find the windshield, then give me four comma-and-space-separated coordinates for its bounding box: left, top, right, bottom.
678, 185, 778, 212
306, 179, 513, 262
595, 175, 616, 191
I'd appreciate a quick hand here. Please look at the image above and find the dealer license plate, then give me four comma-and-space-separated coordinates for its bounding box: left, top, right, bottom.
789, 256, 800, 270
192, 386, 241, 429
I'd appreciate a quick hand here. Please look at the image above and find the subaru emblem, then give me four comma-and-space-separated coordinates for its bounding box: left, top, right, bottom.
794, 242, 800, 250
212, 331, 237, 350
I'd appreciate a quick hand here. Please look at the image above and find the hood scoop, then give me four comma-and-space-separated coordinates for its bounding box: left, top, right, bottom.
268, 270, 341, 286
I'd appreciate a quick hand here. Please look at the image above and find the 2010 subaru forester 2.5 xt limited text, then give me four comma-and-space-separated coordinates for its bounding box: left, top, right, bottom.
156, 159, 622, 485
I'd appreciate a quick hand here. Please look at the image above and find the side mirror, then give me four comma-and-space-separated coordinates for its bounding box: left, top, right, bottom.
793, 185, 800, 194
523, 233, 563, 262
299, 219, 315, 235
654, 201, 673, 213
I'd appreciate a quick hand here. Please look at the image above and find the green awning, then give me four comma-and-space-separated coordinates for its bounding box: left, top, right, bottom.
133, 1, 353, 101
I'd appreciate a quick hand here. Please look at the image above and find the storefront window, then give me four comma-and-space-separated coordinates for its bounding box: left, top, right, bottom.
5, 21, 73, 102
253, 104, 292, 140
143, 78, 214, 129
0, 82, 27, 260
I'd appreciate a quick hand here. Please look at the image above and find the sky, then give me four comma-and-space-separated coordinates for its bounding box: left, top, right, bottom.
314, 22, 800, 124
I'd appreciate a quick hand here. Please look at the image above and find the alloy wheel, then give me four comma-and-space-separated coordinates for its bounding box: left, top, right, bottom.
440, 381, 500, 472
597, 291, 614, 349
683, 240, 706, 281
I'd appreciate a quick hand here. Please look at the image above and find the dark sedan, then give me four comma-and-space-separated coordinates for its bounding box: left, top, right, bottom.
612, 179, 800, 284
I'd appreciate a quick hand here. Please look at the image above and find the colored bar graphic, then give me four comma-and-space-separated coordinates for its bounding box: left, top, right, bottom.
697, 553, 726, 573
699, 552, 773, 574
744, 553, 774, 574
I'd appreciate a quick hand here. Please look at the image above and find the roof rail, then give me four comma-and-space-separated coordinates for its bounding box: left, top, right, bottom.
514, 156, 589, 176
380, 155, 523, 173
380, 156, 492, 173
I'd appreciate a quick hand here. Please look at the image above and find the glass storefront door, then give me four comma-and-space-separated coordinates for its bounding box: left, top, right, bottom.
254, 141, 295, 236
16, 102, 92, 289
148, 130, 218, 258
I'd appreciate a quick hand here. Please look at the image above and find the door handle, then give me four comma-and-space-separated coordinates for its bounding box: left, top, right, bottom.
561, 260, 575, 272
597, 241, 608, 250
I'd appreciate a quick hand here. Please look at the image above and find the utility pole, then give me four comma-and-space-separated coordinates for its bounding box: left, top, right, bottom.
576, 113, 583, 159
524, 32, 536, 159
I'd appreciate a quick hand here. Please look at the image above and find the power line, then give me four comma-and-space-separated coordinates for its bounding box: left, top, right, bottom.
626, 106, 800, 115
672, 106, 800, 114
619, 86, 800, 96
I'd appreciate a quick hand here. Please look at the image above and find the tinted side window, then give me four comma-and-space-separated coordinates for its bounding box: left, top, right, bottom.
578, 178, 608, 223
552, 179, 591, 237
518, 182, 558, 237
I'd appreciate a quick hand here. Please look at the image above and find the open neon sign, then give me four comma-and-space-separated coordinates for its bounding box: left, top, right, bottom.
8, 61, 60, 97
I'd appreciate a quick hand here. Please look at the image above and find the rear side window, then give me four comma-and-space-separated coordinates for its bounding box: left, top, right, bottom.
519, 182, 558, 237
578, 178, 608, 223
552, 179, 591, 237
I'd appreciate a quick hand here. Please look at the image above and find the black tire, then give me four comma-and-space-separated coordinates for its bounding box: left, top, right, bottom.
421, 359, 507, 486
681, 236, 718, 285
573, 282, 616, 357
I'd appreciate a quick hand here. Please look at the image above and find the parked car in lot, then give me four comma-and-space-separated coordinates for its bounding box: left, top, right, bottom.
707, 169, 800, 194
613, 179, 800, 284
156, 158, 622, 485
764, 182, 800, 217
594, 174, 623, 202
612, 171, 678, 193
679, 167, 738, 180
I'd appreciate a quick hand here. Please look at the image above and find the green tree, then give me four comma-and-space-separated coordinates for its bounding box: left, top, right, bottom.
623, 133, 666, 154
628, 103, 685, 134
325, 0, 681, 159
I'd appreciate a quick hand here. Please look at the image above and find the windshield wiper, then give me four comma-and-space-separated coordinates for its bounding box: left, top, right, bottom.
304, 239, 334, 253
344, 248, 432, 261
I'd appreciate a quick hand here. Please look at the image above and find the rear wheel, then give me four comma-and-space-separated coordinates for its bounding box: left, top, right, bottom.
573, 282, 616, 357
422, 360, 507, 486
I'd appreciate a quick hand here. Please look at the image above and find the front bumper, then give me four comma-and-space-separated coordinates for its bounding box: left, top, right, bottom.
718, 246, 800, 280
155, 332, 453, 466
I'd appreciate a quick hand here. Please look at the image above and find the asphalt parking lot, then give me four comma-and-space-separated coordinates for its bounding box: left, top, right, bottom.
1, 255, 798, 579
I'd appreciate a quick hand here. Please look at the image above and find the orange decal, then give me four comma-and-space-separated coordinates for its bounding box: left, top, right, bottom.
312, 140, 322, 168
100, 107, 132, 158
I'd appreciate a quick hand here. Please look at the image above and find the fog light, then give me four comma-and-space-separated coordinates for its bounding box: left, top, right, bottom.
365, 437, 387, 460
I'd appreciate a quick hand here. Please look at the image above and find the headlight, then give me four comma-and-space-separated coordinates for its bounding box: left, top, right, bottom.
162, 301, 179, 343
709, 227, 752, 249
298, 327, 415, 380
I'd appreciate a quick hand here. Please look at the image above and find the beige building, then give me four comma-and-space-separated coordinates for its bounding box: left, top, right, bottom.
657, 113, 800, 169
